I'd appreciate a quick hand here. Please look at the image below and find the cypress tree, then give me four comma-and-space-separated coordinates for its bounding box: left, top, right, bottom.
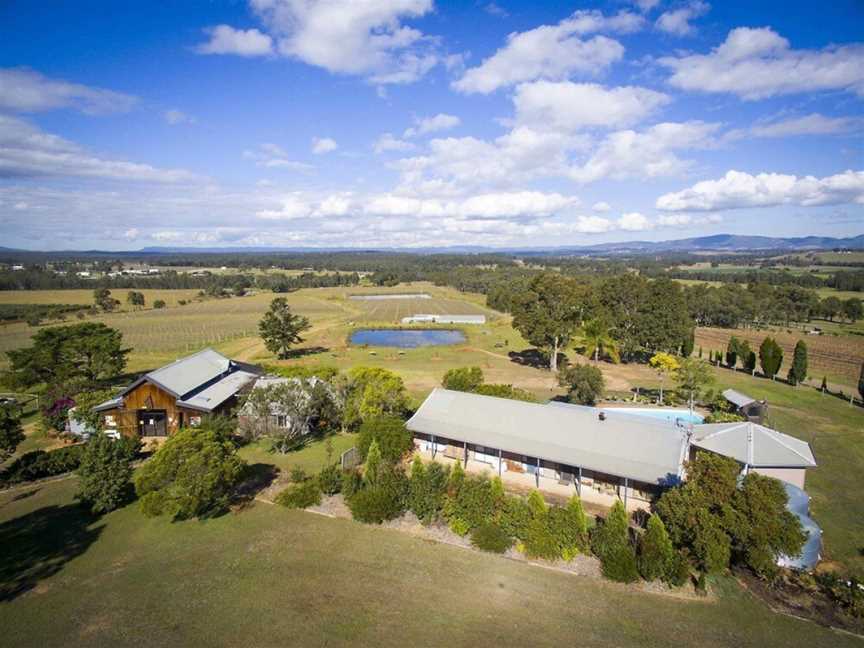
858, 361, 864, 401
637, 514, 675, 582
725, 336, 740, 368
591, 500, 639, 582
759, 337, 783, 380
364, 439, 382, 486
787, 340, 808, 386
820, 376, 828, 393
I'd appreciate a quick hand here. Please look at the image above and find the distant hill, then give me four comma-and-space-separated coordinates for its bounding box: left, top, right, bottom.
1, 234, 863, 257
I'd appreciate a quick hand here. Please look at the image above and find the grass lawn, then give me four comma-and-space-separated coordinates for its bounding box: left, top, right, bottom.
238, 433, 358, 474
0, 477, 857, 648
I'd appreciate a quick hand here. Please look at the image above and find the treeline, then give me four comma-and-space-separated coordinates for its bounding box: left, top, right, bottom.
662, 268, 864, 292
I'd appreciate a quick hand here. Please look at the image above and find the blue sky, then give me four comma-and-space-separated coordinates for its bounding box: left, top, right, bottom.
0, 0, 862, 249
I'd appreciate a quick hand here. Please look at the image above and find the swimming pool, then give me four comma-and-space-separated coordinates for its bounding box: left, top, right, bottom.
603, 407, 705, 425
350, 328, 466, 348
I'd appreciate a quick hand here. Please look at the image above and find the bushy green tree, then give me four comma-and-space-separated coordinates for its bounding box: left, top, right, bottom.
674, 358, 715, 410
559, 363, 605, 405
346, 466, 408, 524
357, 415, 412, 463
441, 366, 484, 392
6, 322, 129, 388
258, 297, 311, 359
340, 367, 409, 430
473, 383, 536, 402
0, 405, 25, 463
591, 500, 638, 582
71, 388, 116, 432
581, 318, 620, 363
759, 337, 783, 380
134, 425, 245, 520
725, 336, 741, 368
408, 456, 449, 524
76, 433, 139, 514
787, 340, 808, 386
548, 495, 589, 559
363, 439, 383, 486
637, 514, 675, 582
93, 288, 119, 312
511, 273, 590, 371
126, 291, 145, 309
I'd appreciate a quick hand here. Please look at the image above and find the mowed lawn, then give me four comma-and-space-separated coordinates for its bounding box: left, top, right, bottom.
0, 477, 856, 648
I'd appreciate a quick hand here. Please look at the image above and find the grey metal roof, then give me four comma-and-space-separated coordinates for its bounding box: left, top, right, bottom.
93, 396, 123, 412
142, 348, 232, 398
691, 422, 816, 468
723, 388, 756, 408
777, 482, 822, 570
407, 388, 687, 485
176, 370, 259, 412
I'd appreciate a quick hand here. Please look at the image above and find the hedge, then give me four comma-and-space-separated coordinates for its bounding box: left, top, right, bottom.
1, 444, 85, 485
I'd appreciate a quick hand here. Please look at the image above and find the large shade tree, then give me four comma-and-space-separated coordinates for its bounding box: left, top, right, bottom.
5, 322, 129, 388
511, 273, 591, 371
258, 297, 312, 359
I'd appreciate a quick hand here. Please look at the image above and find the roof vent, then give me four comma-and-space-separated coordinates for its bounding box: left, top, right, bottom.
598, 411, 606, 421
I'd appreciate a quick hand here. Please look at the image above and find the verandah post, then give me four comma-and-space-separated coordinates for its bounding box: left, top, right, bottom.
464, 440, 468, 467
498, 448, 502, 477
535, 457, 540, 488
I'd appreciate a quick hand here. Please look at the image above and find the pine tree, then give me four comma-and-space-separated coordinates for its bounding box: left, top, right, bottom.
527, 489, 547, 518
759, 337, 783, 380
820, 376, 828, 393
591, 500, 639, 582
637, 515, 675, 582
787, 340, 808, 386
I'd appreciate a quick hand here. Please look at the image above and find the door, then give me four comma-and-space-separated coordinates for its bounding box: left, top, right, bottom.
138, 410, 167, 436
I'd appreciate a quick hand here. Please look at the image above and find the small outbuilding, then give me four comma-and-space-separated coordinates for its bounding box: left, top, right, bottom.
722, 388, 768, 424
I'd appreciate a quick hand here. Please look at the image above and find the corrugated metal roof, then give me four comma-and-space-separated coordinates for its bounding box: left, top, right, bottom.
144, 348, 232, 398
723, 388, 756, 408
691, 422, 816, 467
176, 370, 259, 412
407, 388, 687, 485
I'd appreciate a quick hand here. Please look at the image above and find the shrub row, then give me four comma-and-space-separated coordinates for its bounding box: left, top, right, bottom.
1, 444, 85, 485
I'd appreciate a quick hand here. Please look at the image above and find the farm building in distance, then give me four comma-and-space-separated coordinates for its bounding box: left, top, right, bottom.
349, 293, 431, 300
94, 349, 262, 437
722, 388, 768, 423
407, 389, 816, 511
401, 314, 486, 324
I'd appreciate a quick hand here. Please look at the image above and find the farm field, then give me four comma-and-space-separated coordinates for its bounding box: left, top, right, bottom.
0, 288, 201, 308
695, 325, 864, 390
0, 476, 854, 648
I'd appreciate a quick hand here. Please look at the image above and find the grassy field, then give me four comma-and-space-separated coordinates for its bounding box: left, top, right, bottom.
0, 288, 202, 308
0, 476, 857, 648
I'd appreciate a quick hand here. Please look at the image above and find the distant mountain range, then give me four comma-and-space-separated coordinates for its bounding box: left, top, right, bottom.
1, 233, 863, 257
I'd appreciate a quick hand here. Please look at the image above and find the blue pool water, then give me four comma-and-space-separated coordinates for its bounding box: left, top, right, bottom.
350, 328, 466, 348
604, 407, 704, 425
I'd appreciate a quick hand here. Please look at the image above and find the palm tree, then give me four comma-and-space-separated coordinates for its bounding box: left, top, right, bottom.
582, 318, 620, 363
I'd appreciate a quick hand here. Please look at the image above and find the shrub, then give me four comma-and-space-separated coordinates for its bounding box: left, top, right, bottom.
0, 405, 25, 463
473, 383, 535, 402
317, 463, 342, 495
134, 425, 245, 520
559, 363, 605, 405
1, 444, 85, 485
444, 474, 496, 530
76, 433, 140, 514
666, 550, 692, 587
523, 517, 559, 560
288, 467, 308, 483
470, 522, 513, 553
591, 501, 639, 582
153, 299, 166, 309
408, 456, 449, 524
703, 411, 745, 424
637, 514, 675, 582
341, 468, 362, 499
547, 496, 589, 559
498, 495, 531, 539
442, 366, 484, 392
276, 479, 322, 509
357, 415, 413, 463
449, 517, 470, 536
347, 467, 407, 524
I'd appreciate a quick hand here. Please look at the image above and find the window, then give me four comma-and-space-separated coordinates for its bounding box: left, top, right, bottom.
189, 415, 202, 427
104, 415, 116, 427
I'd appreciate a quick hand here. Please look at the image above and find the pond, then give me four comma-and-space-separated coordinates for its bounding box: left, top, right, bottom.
350, 328, 466, 348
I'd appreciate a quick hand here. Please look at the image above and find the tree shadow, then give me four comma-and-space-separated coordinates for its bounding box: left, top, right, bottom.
0, 504, 103, 601
232, 463, 279, 511
508, 348, 564, 370
281, 346, 330, 359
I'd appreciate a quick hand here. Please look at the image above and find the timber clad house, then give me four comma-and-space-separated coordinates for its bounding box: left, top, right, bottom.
407, 389, 817, 510
94, 349, 263, 438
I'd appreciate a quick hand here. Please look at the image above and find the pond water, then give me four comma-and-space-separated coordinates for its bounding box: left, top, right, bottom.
350, 328, 466, 348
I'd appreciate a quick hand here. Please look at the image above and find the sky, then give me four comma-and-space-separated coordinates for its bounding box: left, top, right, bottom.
0, 0, 862, 250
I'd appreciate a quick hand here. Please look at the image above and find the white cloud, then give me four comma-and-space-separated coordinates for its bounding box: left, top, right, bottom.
746, 113, 860, 138
195, 25, 275, 56
569, 120, 720, 183
403, 113, 461, 138
617, 211, 652, 231
243, 143, 313, 170
164, 109, 196, 125
660, 27, 864, 99
249, 0, 438, 84
656, 170, 864, 212
452, 10, 643, 94
483, 3, 508, 17
256, 193, 313, 220
592, 201, 611, 212
655, 1, 709, 37
635, 0, 661, 12
513, 81, 669, 132
0, 67, 137, 114
373, 133, 415, 153
362, 191, 578, 219
123, 228, 140, 240
0, 115, 199, 183
311, 137, 338, 154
